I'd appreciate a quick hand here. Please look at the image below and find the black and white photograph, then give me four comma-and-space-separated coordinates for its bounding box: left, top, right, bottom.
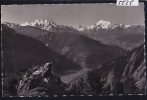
1, 3, 146, 97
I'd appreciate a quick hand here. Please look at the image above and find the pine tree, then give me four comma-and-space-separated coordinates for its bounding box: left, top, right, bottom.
79, 78, 84, 94
124, 78, 140, 94
87, 71, 105, 95
103, 84, 112, 95
113, 82, 124, 95
70, 83, 81, 95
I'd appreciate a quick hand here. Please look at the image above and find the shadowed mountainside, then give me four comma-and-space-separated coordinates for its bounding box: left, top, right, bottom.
2, 24, 81, 76
13, 25, 126, 69
66, 44, 145, 95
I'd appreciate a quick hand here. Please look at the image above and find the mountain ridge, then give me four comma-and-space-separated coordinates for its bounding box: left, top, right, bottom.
3, 20, 144, 51
76, 20, 144, 51
77, 20, 144, 31
3, 21, 126, 70
67, 44, 145, 95
13, 25, 126, 69
2, 24, 81, 76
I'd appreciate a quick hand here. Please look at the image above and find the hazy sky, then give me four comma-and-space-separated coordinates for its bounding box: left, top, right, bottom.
1, 3, 145, 27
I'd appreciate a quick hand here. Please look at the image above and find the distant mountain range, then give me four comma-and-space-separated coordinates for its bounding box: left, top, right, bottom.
77, 20, 144, 30
3, 20, 78, 33
76, 20, 144, 51
3, 21, 126, 69
3, 19, 144, 51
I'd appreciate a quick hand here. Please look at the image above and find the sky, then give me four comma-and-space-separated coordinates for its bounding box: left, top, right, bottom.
1, 3, 145, 27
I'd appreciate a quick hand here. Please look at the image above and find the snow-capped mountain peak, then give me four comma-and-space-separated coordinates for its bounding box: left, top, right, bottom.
76, 20, 143, 31
34, 19, 57, 26
21, 22, 31, 26
21, 19, 57, 30
124, 25, 131, 28
95, 20, 114, 29
20, 19, 77, 32
77, 25, 86, 31
96, 20, 111, 26
76, 20, 116, 31
3, 22, 20, 28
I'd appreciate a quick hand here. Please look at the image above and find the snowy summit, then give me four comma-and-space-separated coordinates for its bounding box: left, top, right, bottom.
21, 19, 57, 30
95, 20, 112, 29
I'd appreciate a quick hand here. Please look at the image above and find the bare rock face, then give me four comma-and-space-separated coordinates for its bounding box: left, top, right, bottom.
16, 63, 67, 96
99, 44, 145, 90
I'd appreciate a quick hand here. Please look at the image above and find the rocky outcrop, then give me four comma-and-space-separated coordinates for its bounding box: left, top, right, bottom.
16, 63, 66, 96
99, 44, 145, 90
